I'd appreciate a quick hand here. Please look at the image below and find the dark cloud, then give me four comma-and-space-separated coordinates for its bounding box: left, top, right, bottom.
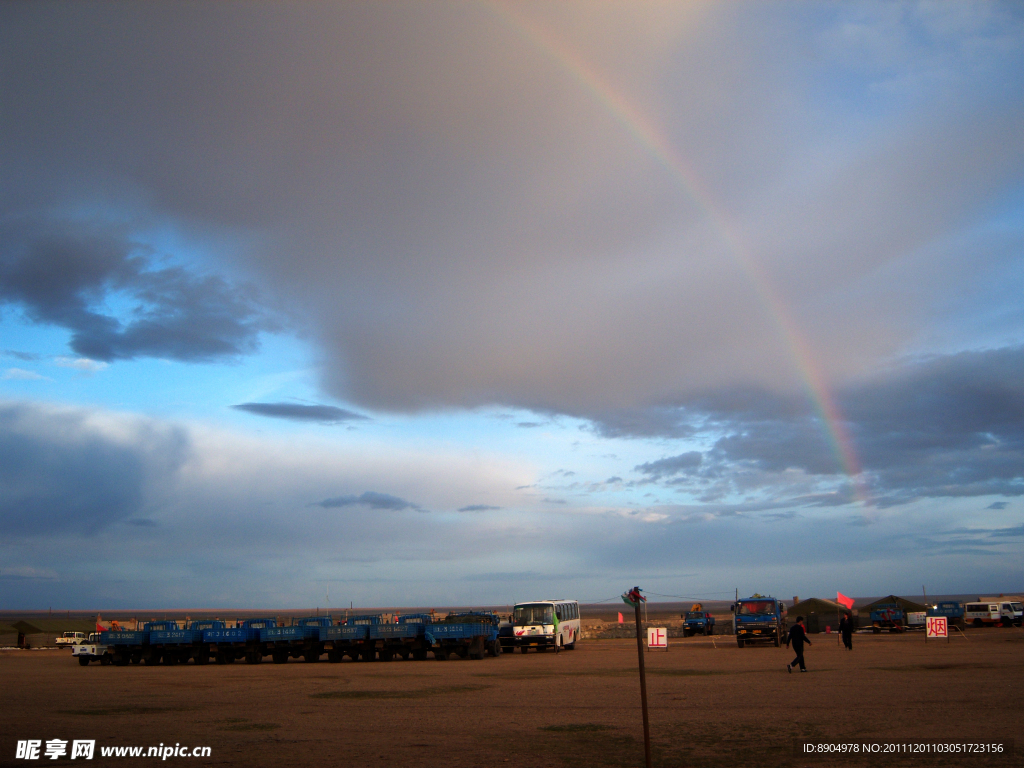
3, 350, 41, 361
542, 498, 567, 505
231, 402, 367, 424
634, 451, 703, 480
457, 504, 501, 512
0, 218, 271, 363
313, 491, 422, 512
612, 347, 1024, 508
516, 421, 543, 428
987, 502, 1009, 510
0, 402, 189, 535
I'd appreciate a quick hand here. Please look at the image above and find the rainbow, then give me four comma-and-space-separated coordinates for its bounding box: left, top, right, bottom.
484, 1, 869, 505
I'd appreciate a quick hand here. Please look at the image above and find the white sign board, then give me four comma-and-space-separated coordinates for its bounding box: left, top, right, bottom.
647, 627, 668, 648
908, 611, 926, 625
926, 616, 948, 638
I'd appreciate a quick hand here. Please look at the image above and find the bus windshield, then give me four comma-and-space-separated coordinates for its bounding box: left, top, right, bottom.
737, 601, 775, 615
514, 604, 554, 625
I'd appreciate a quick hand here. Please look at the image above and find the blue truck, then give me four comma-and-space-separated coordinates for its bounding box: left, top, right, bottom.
682, 603, 716, 636
203, 617, 277, 664
149, 620, 226, 665
100, 621, 180, 666
732, 596, 787, 647
261, 616, 334, 663
927, 601, 965, 629
426, 612, 501, 660
321, 615, 379, 662
369, 614, 434, 661
870, 603, 906, 633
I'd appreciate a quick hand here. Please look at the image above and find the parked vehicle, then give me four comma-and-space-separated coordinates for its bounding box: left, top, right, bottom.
427, 612, 502, 660
967, 599, 1023, 627
927, 601, 965, 628
732, 596, 786, 647
870, 603, 906, 633
71, 633, 112, 665
261, 616, 333, 663
509, 600, 580, 653
682, 603, 716, 636
55, 632, 88, 647
202, 617, 277, 664
100, 621, 179, 665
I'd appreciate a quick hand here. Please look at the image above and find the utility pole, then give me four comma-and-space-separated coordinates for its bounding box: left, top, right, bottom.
624, 587, 652, 768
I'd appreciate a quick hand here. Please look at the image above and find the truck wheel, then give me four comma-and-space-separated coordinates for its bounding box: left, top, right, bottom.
272, 651, 288, 664
520, 646, 529, 654
873, 627, 882, 634
144, 653, 160, 665
162, 654, 178, 666
130, 654, 141, 664
973, 619, 983, 628
487, 639, 502, 657
196, 652, 209, 665
327, 650, 342, 663
303, 651, 320, 663
434, 649, 449, 660
216, 652, 228, 665
413, 649, 428, 661
78, 656, 90, 666
379, 649, 394, 662
736, 637, 744, 648
246, 652, 261, 664
565, 633, 575, 650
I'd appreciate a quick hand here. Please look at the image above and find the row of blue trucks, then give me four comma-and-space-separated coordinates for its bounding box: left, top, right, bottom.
94, 612, 503, 666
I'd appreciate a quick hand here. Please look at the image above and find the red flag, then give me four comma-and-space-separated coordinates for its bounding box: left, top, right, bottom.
617, 612, 624, 624
836, 592, 854, 610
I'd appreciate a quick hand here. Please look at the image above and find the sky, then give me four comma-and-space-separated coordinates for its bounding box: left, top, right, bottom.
1, 1, 1023, 610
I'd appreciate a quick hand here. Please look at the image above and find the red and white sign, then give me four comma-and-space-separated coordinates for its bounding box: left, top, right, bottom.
647, 627, 668, 648
926, 616, 948, 638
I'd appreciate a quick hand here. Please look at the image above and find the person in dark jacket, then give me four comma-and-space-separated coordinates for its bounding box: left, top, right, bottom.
786, 616, 811, 672
838, 614, 853, 650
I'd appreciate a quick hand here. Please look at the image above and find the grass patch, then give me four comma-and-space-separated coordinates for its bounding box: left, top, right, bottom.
60, 706, 193, 716
218, 723, 280, 732
541, 724, 615, 733
310, 684, 488, 700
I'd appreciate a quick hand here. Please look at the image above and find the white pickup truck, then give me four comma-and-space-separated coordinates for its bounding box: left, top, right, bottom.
72, 634, 112, 665
55, 631, 88, 647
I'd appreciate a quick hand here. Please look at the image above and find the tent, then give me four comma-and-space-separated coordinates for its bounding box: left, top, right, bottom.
787, 598, 851, 634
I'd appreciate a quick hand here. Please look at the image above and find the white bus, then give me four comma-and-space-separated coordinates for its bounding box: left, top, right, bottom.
510, 599, 580, 653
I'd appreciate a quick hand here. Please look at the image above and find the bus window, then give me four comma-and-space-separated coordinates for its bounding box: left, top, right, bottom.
515, 604, 554, 625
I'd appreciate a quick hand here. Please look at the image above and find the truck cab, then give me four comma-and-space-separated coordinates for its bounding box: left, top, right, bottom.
56, 631, 87, 647
682, 603, 716, 636
732, 596, 786, 647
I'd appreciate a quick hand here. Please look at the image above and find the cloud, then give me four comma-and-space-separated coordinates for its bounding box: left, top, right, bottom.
457, 504, 501, 512
2, 368, 50, 381
516, 422, 543, 428
0, 401, 189, 536
3, 350, 41, 361
2, 3, 1021, 420
634, 451, 703, 480
313, 491, 423, 512
0, 566, 59, 580
231, 402, 367, 424
54, 357, 108, 373
0, 217, 271, 364
986, 501, 1009, 510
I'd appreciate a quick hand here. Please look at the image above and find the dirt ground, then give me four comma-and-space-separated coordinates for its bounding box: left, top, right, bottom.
2, 629, 1021, 768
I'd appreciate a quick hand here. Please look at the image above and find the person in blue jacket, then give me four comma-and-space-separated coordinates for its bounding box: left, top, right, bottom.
786, 616, 811, 672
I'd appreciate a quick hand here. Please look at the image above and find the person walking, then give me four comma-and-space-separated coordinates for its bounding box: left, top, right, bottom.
839, 613, 853, 650
786, 616, 811, 672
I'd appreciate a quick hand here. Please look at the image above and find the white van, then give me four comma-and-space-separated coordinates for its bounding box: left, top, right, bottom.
966, 599, 1023, 627
978, 598, 1023, 627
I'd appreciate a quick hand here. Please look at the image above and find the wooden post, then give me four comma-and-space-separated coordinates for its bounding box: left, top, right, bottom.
634, 600, 652, 768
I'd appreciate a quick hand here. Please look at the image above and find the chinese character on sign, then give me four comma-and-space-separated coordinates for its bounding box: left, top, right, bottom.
647, 627, 668, 648
16, 740, 41, 760
44, 740, 67, 760
926, 616, 948, 638
70, 740, 96, 760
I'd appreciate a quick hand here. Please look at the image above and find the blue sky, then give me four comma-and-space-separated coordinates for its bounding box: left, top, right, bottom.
2, 1, 1023, 609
